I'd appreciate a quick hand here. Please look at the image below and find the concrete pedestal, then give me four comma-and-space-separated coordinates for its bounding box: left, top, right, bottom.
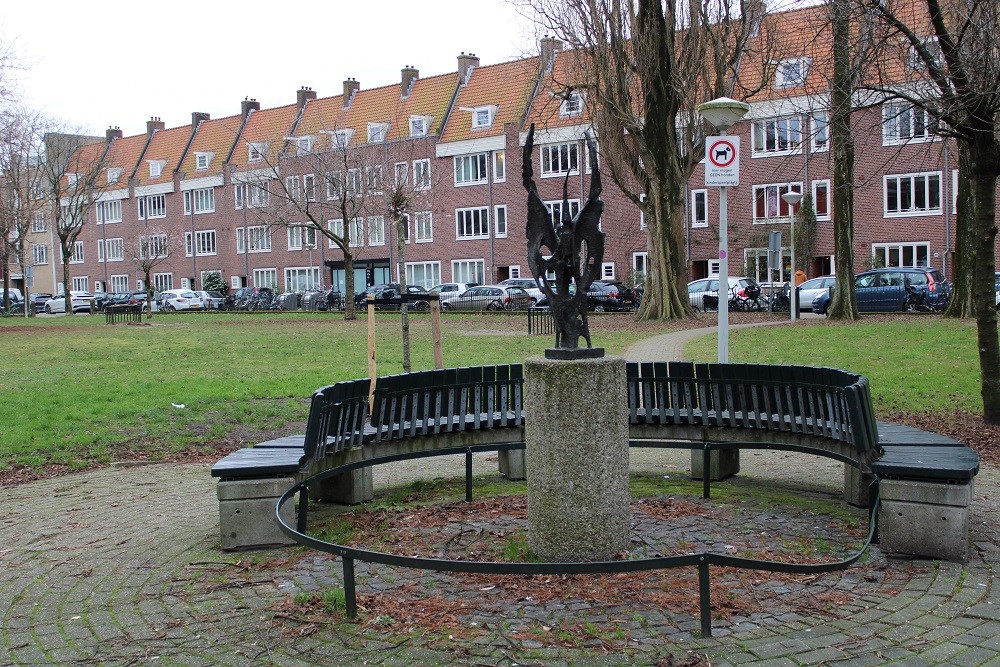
525, 355, 630, 561
312, 448, 373, 504
878, 479, 973, 562
218, 477, 297, 551
498, 449, 526, 480
844, 465, 875, 507
690, 449, 740, 481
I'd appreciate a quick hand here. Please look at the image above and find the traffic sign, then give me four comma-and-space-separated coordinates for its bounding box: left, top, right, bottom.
705, 135, 740, 186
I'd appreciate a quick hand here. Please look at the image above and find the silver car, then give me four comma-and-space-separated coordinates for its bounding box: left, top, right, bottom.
795, 275, 836, 312
687, 277, 757, 311
440, 285, 534, 311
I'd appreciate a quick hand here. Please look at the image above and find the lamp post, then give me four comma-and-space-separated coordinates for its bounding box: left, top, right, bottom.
781, 190, 803, 322
306, 240, 316, 290
698, 97, 750, 363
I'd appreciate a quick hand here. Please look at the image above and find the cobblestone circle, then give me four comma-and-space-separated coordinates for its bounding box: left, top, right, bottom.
2, 326, 999, 666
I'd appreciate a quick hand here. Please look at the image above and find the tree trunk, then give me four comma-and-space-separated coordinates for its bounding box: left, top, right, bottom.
60, 245, 73, 315
945, 148, 975, 318
144, 268, 154, 321
396, 214, 411, 373
635, 185, 690, 320
827, 0, 859, 320
343, 250, 357, 321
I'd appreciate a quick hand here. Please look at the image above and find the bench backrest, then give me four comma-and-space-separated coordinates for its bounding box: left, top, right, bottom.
371, 364, 523, 442
298, 378, 370, 470
626, 361, 881, 460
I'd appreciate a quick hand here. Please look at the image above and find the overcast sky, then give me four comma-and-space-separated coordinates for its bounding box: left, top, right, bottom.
2, 1, 539, 138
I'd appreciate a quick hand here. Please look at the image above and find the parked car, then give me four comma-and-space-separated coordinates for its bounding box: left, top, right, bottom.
429, 282, 478, 298
600, 280, 642, 309
440, 285, 534, 311
43, 291, 95, 314
586, 282, 629, 312
158, 289, 204, 311
2, 287, 24, 304
687, 277, 759, 311
795, 275, 836, 313
812, 267, 951, 314
354, 284, 432, 311
194, 290, 226, 310
498, 278, 548, 304
29, 292, 53, 314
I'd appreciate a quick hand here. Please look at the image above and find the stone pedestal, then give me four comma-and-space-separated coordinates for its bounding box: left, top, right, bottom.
525, 355, 630, 561
690, 449, 740, 481
878, 479, 973, 562
218, 477, 297, 551
844, 465, 875, 507
312, 448, 373, 504
498, 449, 526, 480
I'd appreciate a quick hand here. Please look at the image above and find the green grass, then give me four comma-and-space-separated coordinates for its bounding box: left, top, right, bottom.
685, 317, 983, 414
0, 312, 651, 473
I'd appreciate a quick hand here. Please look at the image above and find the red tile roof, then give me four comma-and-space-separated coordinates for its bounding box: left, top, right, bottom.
440, 56, 541, 144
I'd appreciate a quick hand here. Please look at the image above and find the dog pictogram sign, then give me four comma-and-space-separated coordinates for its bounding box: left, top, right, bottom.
705, 136, 740, 186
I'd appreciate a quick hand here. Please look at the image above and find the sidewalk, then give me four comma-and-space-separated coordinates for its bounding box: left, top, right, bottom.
1, 326, 998, 666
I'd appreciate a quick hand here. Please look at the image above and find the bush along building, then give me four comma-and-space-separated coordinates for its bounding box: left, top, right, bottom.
40, 4, 999, 300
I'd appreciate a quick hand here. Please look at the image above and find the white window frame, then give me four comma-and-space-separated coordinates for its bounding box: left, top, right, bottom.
812, 179, 831, 221
691, 189, 708, 228
602, 262, 615, 280
639, 193, 647, 230
107, 167, 123, 184
414, 211, 433, 243
183, 188, 215, 214
471, 105, 496, 129
409, 116, 429, 137
493, 150, 506, 182
105, 237, 125, 262
328, 219, 344, 248
494, 205, 507, 238
368, 216, 385, 246
195, 152, 212, 170
70, 240, 85, 264
32, 243, 48, 265
559, 92, 584, 117
632, 252, 648, 280
349, 218, 364, 248
303, 174, 316, 202
97, 239, 104, 263
153, 273, 173, 292
31, 212, 46, 233
71, 276, 89, 291
148, 161, 163, 178
253, 268, 278, 288
774, 57, 811, 89
872, 242, 931, 268
284, 266, 320, 292
455, 207, 490, 240
285, 175, 302, 202
405, 261, 441, 290
540, 142, 579, 177
413, 159, 431, 190
97, 199, 122, 224
109, 274, 129, 292
543, 199, 581, 227
248, 143, 264, 163
882, 101, 938, 146
452, 259, 486, 284
395, 162, 408, 188
236, 227, 246, 254
367, 122, 389, 143
296, 136, 313, 155
811, 112, 829, 152
454, 153, 488, 186
138, 194, 166, 220
752, 182, 803, 223
883, 171, 942, 217
247, 226, 271, 253
194, 230, 218, 256
139, 234, 168, 260
752, 116, 803, 156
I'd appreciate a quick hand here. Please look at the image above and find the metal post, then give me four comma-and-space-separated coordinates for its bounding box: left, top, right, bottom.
718, 182, 730, 363
702, 445, 711, 499
699, 558, 713, 637
342, 555, 357, 618
465, 448, 473, 502
296, 485, 309, 533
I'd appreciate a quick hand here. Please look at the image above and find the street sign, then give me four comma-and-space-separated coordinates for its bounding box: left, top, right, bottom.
768, 230, 782, 270
705, 136, 740, 186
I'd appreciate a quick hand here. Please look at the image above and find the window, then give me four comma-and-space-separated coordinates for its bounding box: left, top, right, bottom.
753, 183, 803, 222
287, 226, 317, 251
194, 230, 217, 255
329, 129, 353, 149
406, 261, 441, 289
153, 273, 173, 292
541, 142, 579, 177
544, 199, 581, 226
248, 143, 264, 163
234, 182, 269, 209
137, 279, 145, 291
185, 232, 192, 257
106, 238, 124, 262
395, 162, 408, 187
471, 105, 495, 129
414, 211, 433, 242
493, 150, 506, 182
70, 241, 84, 263
366, 166, 383, 194
452, 259, 485, 284
347, 169, 362, 195
812, 112, 829, 152
285, 267, 320, 292
774, 58, 810, 89
71, 276, 89, 291
884, 172, 941, 216
148, 161, 164, 178
97, 239, 104, 262
96, 200, 122, 224
195, 152, 212, 170
32, 244, 48, 265
285, 176, 302, 202
181, 278, 191, 290
140, 234, 168, 259
367, 122, 389, 143
253, 268, 278, 288
107, 167, 123, 184
882, 102, 937, 145
328, 219, 344, 247
31, 212, 46, 233
952, 169, 959, 213
639, 193, 647, 229
296, 136, 313, 155
247, 226, 271, 252
691, 189, 708, 228
409, 116, 430, 137
326, 172, 342, 200
812, 180, 831, 220
413, 159, 431, 190
908, 36, 941, 71
494, 205, 507, 238
633, 252, 648, 280
456, 207, 490, 239
138, 194, 166, 219
752, 116, 802, 155
368, 216, 385, 246
183, 188, 215, 214
872, 242, 930, 268
110, 275, 129, 292
454, 153, 488, 186
602, 262, 615, 280
559, 92, 584, 117
349, 218, 364, 247
508, 266, 521, 279
236, 227, 246, 254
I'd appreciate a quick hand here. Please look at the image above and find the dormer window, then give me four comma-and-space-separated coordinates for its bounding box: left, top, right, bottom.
908, 36, 941, 71
296, 136, 313, 155
67, 173, 79, 186
367, 122, 389, 143
248, 143, 264, 163
559, 92, 584, 117
409, 115, 431, 137
195, 152, 213, 170
107, 167, 123, 184
774, 58, 811, 89
149, 160, 165, 178
326, 128, 354, 149
471, 105, 496, 129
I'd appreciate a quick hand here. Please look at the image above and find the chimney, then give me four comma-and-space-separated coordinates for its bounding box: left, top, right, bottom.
342, 78, 360, 108
146, 117, 165, 137
401, 66, 419, 97
241, 97, 260, 120
540, 35, 563, 70
457, 52, 480, 85
106, 126, 123, 142
296, 86, 317, 109
192, 111, 210, 126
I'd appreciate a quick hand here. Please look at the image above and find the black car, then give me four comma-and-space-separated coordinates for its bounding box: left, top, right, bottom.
587, 282, 629, 312
29, 292, 53, 314
354, 284, 432, 311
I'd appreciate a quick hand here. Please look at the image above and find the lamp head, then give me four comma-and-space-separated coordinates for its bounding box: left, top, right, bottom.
781, 191, 803, 207
698, 97, 751, 132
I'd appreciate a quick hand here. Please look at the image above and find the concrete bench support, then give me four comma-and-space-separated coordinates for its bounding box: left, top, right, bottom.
312, 448, 373, 505
498, 449, 526, 480
218, 477, 297, 551
690, 449, 740, 481
878, 479, 974, 562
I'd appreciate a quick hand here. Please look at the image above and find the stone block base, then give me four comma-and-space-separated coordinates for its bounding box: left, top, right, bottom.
878, 479, 973, 562
844, 465, 875, 507
690, 449, 740, 481
218, 477, 297, 551
498, 449, 526, 480
311, 449, 373, 504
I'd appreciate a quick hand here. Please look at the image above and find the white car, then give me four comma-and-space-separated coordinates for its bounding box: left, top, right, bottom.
158, 289, 204, 311
43, 291, 95, 314
193, 290, 226, 311
498, 278, 549, 304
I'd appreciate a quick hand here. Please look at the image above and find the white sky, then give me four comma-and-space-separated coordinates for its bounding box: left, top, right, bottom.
1, 1, 539, 138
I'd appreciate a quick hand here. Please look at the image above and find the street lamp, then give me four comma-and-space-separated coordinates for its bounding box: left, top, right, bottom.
698, 97, 750, 363
781, 190, 803, 322
306, 241, 317, 290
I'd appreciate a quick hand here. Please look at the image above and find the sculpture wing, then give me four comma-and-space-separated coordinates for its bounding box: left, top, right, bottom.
574, 133, 605, 288
523, 124, 559, 282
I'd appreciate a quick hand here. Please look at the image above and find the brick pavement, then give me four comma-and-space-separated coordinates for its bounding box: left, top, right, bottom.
1, 325, 999, 666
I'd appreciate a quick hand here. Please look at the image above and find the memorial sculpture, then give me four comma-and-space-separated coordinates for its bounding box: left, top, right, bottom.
522, 123, 605, 359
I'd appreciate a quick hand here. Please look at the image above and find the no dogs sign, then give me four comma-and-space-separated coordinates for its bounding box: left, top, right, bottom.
704, 136, 740, 186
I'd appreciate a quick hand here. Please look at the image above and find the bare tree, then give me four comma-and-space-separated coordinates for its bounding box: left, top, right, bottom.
859, 0, 1000, 420
521, 0, 769, 319
37, 130, 108, 313
128, 228, 181, 319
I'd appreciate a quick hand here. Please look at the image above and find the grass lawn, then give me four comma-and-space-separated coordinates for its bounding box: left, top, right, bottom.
0, 311, 661, 476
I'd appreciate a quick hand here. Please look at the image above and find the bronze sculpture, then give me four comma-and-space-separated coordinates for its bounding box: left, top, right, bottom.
522, 123, 605, 359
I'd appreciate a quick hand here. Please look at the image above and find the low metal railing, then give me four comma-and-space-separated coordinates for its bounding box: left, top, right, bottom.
104, 305, 143, 324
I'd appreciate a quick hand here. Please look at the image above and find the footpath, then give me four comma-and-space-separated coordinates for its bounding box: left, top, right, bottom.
2, 326, 1000, 666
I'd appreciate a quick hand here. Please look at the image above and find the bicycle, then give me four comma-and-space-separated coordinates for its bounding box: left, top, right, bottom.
903, 283, 948, 312
729, 284, 764, 312
769, 284, 791, 313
